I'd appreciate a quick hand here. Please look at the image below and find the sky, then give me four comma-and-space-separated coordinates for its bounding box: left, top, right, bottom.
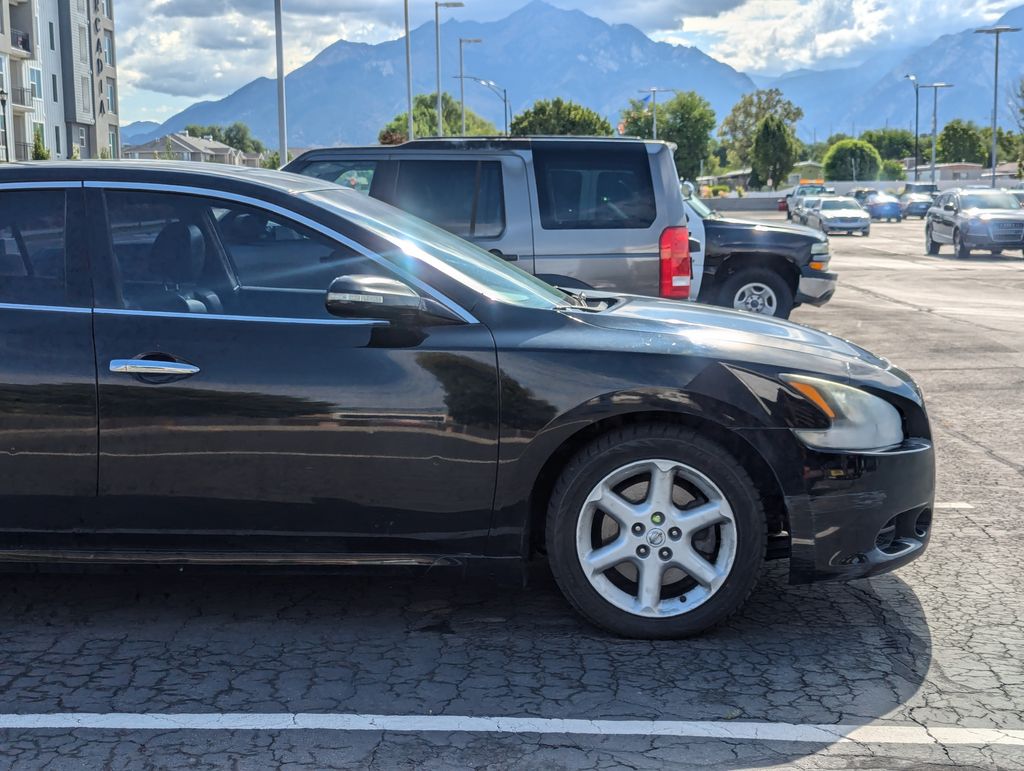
118, 0, 1023, 125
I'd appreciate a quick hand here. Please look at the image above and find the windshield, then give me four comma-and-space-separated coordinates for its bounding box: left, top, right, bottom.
304, 188, 570, 310
821, 198, 860, 210
960, 192, 1022, 210
797, 185, 826, 195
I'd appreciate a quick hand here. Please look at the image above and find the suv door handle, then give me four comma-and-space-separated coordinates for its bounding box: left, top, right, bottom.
489, 249, 518, 262
110, 359, 201, 377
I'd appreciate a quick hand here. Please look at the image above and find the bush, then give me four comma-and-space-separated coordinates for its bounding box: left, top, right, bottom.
709, 184, 730, 197
31, 132, 50, 160
880, 159, 906, 181
822, 139, 882, 180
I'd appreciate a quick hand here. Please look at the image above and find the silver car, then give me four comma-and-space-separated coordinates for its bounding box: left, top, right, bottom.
805, 197, 871, 236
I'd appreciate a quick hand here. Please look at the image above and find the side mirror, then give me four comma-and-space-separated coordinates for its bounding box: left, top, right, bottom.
943, 203, 956, 212
325, 275, 460, 324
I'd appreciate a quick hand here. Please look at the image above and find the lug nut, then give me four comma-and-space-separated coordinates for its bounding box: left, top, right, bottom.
636, 545, 650, 558
668, 527, 681, 540
631, 523, 645, 536
659, 548, 672, 561
651, 512, 665, 525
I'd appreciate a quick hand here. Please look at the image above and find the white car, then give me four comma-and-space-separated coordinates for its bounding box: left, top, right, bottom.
805, 197, 871, 236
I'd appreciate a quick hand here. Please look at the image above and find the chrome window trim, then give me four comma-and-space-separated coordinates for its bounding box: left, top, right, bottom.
95, 307, 388, 327
0, 181, 83, 190
0, 302, 91, 314
85, 181, 479, 324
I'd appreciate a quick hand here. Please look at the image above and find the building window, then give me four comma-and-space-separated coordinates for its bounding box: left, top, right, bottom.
78, 27, 88, 63
55, 126, 62, 156
106, 78, 117, 113
52, 74, 58, 102
29, 69, 43, 100
0, 114, 6, 163
78, 127, 88, 157
77, 0, 86, 12
80, 76, 91, 112
103, 32, 114, 66
102, 0, 112, 18
49, 22, 55, 50
108, 127, 117, 158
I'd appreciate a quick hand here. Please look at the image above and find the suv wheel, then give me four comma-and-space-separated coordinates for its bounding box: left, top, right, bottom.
953, 228, 970, 259
546, 425, 766, 639
719, 269, 794, 318
925, 224, 940, 255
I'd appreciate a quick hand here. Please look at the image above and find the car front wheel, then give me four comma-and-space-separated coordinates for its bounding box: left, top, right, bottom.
953, 229, 970, 259
719, 269, 794, 319
545, 425, 766, 639
926, 224, 940, 255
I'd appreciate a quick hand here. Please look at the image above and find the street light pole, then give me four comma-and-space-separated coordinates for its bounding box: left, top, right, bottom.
905, 74, 920, 181
435, 2, 464, 137
921, 82, 953, 185
638, 88, 677, 141
458, 37, 481, 135
975, 26, 1020, 186
404, 0, 414, 140
464, 76, 508, 135
274, 0, 287, 167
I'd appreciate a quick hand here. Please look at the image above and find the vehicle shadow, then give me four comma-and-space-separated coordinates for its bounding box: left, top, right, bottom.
0, 561, 930, 768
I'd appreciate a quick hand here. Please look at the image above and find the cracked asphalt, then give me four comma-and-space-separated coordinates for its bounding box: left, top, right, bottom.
1, 213, 1023, 769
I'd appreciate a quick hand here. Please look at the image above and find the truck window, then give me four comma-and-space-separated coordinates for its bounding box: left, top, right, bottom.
533, 145, 656, 230
299, 160, 379, 195
393, 159, 505, 239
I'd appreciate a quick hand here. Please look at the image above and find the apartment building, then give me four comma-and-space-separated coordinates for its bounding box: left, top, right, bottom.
0, 0, 118, 161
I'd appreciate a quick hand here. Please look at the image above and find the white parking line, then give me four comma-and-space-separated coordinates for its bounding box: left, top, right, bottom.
935, 502, 975, 510
0, 713, 1021, 745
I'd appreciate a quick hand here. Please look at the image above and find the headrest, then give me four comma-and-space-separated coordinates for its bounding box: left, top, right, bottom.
149, 222, 205, 284
226, 213, 268, 243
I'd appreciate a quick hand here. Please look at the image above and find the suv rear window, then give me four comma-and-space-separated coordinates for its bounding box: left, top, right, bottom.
393, 160, 505, 239
299, 160, 379, 194
533, 145, 656, 230
0, 189, 67, 305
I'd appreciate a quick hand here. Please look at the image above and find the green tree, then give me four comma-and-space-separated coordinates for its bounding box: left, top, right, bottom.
512, 97, 612, 136
880, 159, 906, 181
620, 91, 715, 179
979, 126, 1018, 165
718, 88, 804, 167
380, 92, 496, 142
751, 115, 797, 189
937, 119, 986, 164
185, 122, 266, 154
860, 128, 915, 161
261, 150, 294, 170
822, 138, 882, 181
31, 131, 51, 160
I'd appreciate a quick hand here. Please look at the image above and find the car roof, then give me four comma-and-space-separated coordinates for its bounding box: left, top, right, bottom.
293, 136, 670, 157
0, 160, 332, 196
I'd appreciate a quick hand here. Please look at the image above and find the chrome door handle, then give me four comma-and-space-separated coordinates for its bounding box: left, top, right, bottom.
110, 359, 201, 376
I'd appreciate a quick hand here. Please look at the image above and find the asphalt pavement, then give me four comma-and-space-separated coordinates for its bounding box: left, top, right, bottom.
1, 214, 1022, 769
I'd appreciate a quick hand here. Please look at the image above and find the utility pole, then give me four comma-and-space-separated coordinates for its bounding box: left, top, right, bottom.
404, 0, 414, 140
435, 2, 464, 137
975, 26, 1020, 186
921, 83, 953, 184
905, 74, 921, 181
274, 0, 287, 167
638, 88, 677, 141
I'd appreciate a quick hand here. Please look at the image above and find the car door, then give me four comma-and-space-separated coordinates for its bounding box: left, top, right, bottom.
87, 184, 500, 556
934, 194, 955, 242
0, 184, 97, 534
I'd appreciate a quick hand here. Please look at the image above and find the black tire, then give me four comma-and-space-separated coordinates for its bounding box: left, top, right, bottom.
925, 225, 940, 255
545, 425, 766, 639
896, 215, 902, 223
717, 268, 795, 319
862, 226, 871, 237
953, 229, 970, 259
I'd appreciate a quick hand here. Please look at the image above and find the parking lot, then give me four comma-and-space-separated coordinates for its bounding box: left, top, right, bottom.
0, 213, 1022, 770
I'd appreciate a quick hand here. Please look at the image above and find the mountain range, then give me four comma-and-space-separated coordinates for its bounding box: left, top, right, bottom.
121, 1, 1024, 149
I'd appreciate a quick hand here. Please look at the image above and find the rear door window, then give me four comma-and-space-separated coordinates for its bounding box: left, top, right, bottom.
393, 159, 505, 239
298, 160, 380, 195
0, 189, 68, 305
533, 145, 656, 230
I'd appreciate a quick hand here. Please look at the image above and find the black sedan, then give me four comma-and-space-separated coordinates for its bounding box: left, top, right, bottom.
926, 188, 1024, 257
0, 162, 935, 638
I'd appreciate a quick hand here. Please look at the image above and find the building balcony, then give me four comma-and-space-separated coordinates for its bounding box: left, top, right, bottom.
10, 29, 32, 55
14, 142, 33, 162
10, 87, 33, 111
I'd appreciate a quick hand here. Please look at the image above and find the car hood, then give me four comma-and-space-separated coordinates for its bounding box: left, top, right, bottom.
573, 295, 903, 386
709, 215, 824, 241
820, 209, 867, 218
962, 208, 1024, 220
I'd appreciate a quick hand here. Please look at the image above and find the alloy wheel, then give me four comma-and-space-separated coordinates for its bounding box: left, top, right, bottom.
732, 283, 778, 315
574, 459, 738, 618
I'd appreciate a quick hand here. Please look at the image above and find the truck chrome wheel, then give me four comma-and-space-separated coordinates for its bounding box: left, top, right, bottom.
732, 283, 778, 315
574, 459, 737, 619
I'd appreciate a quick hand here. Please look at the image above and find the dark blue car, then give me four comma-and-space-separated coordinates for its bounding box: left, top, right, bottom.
864, 193, 903, 222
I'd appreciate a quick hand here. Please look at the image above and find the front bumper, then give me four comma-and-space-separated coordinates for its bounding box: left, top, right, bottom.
962, 223, 1024, 248
796, 268, 838, 306
868, 206, 901, 219
821, 220, 870, 234
903, 203, 930, 217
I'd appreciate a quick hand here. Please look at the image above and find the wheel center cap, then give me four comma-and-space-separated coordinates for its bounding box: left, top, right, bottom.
647, 529, 666, 546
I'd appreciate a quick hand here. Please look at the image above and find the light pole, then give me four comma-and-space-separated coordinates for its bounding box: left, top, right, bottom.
465, 76, 509, 135
975, 25, 1020, 186
274, 0, 287, 167
920, 82, 953, 184
435, 2, 464, 137
638, 87, 677, 140
904, 74, 920, 181
459, 37, 481, 135
404, 0, 414, 140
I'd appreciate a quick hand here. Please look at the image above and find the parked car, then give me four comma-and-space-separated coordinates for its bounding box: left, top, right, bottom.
794, 196, 822, 225
804, 196, 871, 236
925, 188, 1024, 257
862, 193, 902, 222
1009, 190, 1024, 207
0, 161, 934, 639
850, 187, 880, 205
785, 183, 828, 220
901, 182, 939, 199
286, 138, 837, 320
899, 193, 932, 219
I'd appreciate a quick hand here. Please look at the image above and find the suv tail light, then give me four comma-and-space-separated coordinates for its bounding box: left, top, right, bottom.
659, 226, 691, 300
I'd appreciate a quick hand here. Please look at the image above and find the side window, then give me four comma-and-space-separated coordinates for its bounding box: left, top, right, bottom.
0, 190, 68, 305
393, 160, 505, 239
299, 159, 379, 194
104, 190, 389, 319
533, 145, 657, 230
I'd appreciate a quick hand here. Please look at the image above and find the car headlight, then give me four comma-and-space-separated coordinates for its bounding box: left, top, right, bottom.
810, 241, 829, 255
781, 374, 904, 451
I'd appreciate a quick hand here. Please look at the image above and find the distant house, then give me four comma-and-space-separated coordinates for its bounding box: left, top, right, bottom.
123, 132, 257, 165
903, 160, 982, 182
